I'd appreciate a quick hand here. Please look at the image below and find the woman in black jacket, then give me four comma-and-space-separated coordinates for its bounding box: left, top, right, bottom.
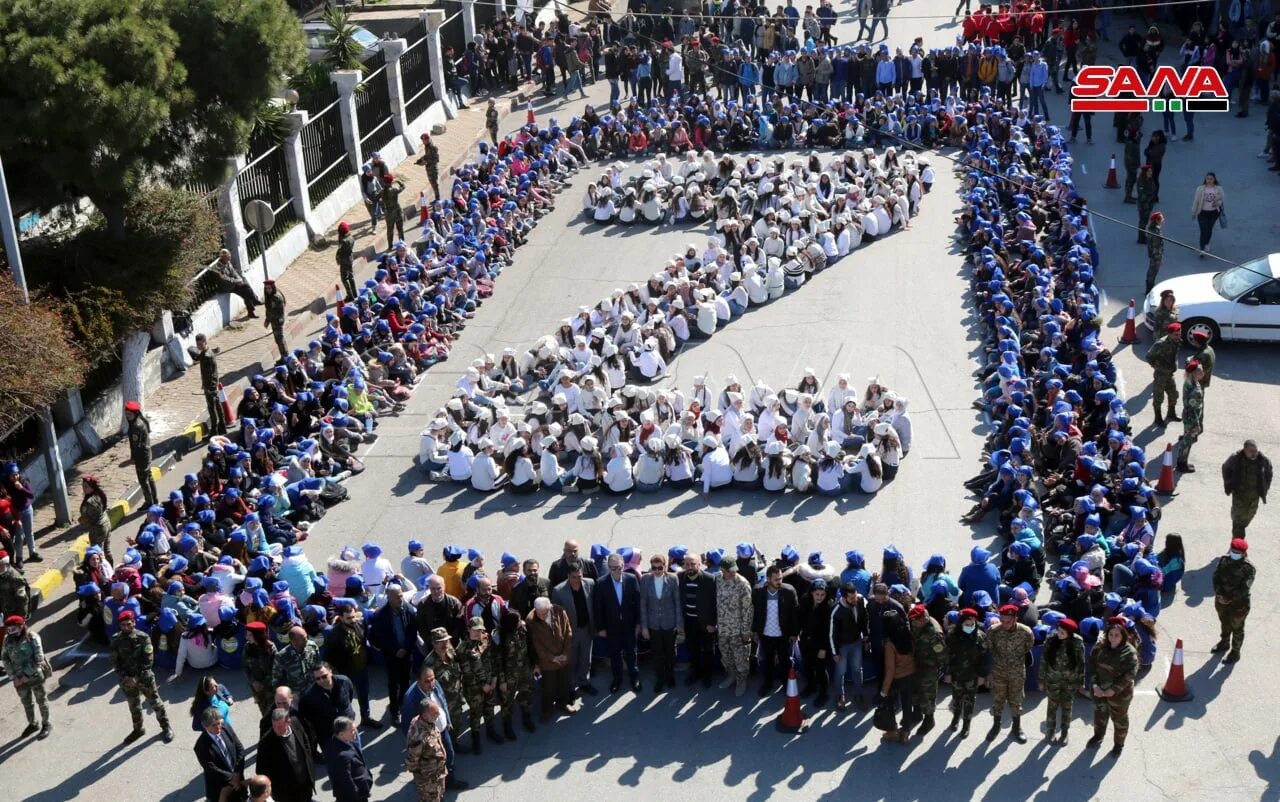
798, 580, 836, 707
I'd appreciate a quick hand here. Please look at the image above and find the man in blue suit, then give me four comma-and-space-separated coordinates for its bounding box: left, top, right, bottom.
593, 554, 642, 693
324, 717, 373, 802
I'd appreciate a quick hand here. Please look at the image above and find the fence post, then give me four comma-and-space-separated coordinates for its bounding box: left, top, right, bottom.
421, 9, 455, 120
331, 69, 364, 171
281, 110, 318, 239
216, 155, 253, 319
378, 38, 414, 154
462, 0, 477, 47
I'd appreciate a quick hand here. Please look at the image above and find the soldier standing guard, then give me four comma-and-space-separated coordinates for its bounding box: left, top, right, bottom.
124, 401, 158, 507
1145, 212, 1165, 294
189, 333, 226, 438
1176, 361, 1205, 473
243, 621, 277, 714
1190, 331, 1216, 387
1, 615, 51, 739
424, 628, 465, 745
335, 221, 357, 302
381, 172, 407, 245
1211, 538, 1255, 664
714, 559, 753, 697
1144, 322, 1181, 428
485, 98, 500, 145
110, 610, 174, 743
263, 280, 287, 360
405, 699, 448, 802
908, 604, 946, 737
1135, 164, 1156, 244
1039, 617, 1084, 744
417, 134, 441, 201
1086, 617, 1138, 757
496, 610, 536, 738
986, 603, 1034, 744
457, 616, 503, 754
945, 608, 988, 738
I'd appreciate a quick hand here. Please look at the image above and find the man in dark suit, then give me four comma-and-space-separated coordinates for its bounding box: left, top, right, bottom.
679, 553, 719, 687
639, 553, 683, 691
324, 716, 373, 802
299, 662, 356, 753
751, 564, 800, 697
193, 707, 246, 802
593, 553, 642, 693
547, 539, 599, 587
255, 707, 315, 802
551, 561, 597, 697
368, 584, 417, 724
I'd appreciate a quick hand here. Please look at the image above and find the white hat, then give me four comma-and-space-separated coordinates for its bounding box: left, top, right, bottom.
446, 399, 464, 412
664, 433, 682, 449
824, 442, 843, 458
858, 442, 875, 458
764, 440, 783, 455
502, 347, 516, 357
568, 412, 586, 425
702, 435, 720, 449
614, 443, 633, 457
529, 401, 548, 416
477, 437, 494, 450
509, 437, 527, 452
671, 298, 684, 310
449, 430, 466, 446
540, 435, 558, 449
551, 393, 568, 406
692, 375, 705, 385
874, 422, 892, 437
466, 367, 480, 379
613, 410, 631, 422
793, 444, 811, 457
581, 436, 598, 451
429, 417, 449, 430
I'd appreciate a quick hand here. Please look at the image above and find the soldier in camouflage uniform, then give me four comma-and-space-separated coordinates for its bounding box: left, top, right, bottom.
124, 401, 157, 507
271, 626, 320, 697
1145, 211, 1165, 294
335, 221, 357, 302
416, 134, 441, 200
424, 627, 466, 742
262, 280, 288, 360
1176, 361, 1205, 473
2, 615, 51, 739
381, 172, 407, 244
1211, 538, 1255, 663
986, 604, 1034, 744
243, 621, 278, 714
1191, 332, 1215, 387
457, 616, 503, 754
908, 605, 946, 736
1086, 617, 1139, 756
1148, 289, 1179, 339
188, 333, 226, 437
1135, 165, 1157, 245
714, 560, 754, 697
497, 609, 536, 738
405, 698, 449, 802
1144, 322, 1181, 428
0, 551, 31, 624
1222, 441, 1273, 538
945, 608, 988, 738
1038, 618, 1085, 744
110, 610, 174, 742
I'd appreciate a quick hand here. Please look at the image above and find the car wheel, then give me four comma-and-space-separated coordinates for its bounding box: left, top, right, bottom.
1182, 317, 1220, 346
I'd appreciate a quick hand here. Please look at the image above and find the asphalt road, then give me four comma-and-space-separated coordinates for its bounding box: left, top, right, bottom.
8, 2, 1280, 800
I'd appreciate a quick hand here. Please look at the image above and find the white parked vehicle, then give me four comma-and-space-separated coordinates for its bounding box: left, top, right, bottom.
1145, 253, 1280, 345
302, 21, 381, 64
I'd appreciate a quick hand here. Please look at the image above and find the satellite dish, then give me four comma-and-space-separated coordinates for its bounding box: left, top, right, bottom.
243, 199, 275, 233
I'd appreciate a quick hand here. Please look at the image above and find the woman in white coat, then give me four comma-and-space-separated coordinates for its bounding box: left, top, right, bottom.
445, 431, 474, 483
470, 438, 506, 492
816, 441, 854, 496
634, 437, 666, 492
846, 442, 885, 494
504, 437, 540, 494
762, 440, 792, 492
790, 444, 816, 493
872, 422, 903, 481
603, 443, 636, 494
567, 436, 604, 493
662, 433, 697, 490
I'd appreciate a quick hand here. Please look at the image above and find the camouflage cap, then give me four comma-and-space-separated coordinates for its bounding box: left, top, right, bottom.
431, 627, 451, 643
467, 616, 486, 632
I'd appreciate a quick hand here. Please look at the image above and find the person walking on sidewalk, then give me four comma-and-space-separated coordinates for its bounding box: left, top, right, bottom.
263, 280, 288, 361
2, 614, 51, 740
2, 465, 40, 565
485, 99, 500, 145
1210, 538, 1254, 663
124, 400, 158, 508
212, 249, 259, 318
336, 222, 357, 302
416, 134, 441, 201
1221, 440, 1272, 537
381, 173, 406, 246
189, 333, 226, 438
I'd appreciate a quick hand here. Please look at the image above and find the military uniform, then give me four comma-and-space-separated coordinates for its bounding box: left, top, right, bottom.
945, 627, 987, 735
1194, 343, 1215, 387
382, 179, 407, 244
485, 104, 499, 144
714, 570, 754, 693
264, 285, 288, 359
987, 621, 1034, 740
1176, 375, 1204, 470
497, 621, 535, 733
1136, 172, 1156, 244
1145, 221, 1165, 294
1148, 302, 1178, 339
1, 629, 50, 733
1041, 633, 1085, 740
0, 565, 31, 621
457, 631, 503, 751
110, 625, 172, 735
1222, 450, 1273, 537
910, 616, 947, 725
424, 641, 465, 735
270, 641, 320, 696
1144, 333, 1180, 425
405, 716, 448, 801
1088, 640, 1138, 750
336, 236, 358, 302
243, 638, 277, 713
193, 347, 226, 436
126, 413, 157, 506
1211, 553, 1255, 659
417, 142, 441, 200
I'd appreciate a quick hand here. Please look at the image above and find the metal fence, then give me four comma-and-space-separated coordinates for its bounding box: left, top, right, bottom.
299, 81, 339, 116
440, 8, 466, 63
356, 63, 396, 164
301, 99, 349, 206
237, 145, 299, 260
401, 30, 437, 124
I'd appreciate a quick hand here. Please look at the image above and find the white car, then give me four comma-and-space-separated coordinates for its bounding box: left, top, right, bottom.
302, 22, 381, 64
1145, 253, 1280, 344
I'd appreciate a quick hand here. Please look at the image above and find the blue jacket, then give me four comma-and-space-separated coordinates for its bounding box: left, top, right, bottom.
400, 679, 451, 732
875, 59, 896, 85
324, 737, 373, 802
739, 61, 761, 87
958, 560, 1000, 608
368, 601, 416, 656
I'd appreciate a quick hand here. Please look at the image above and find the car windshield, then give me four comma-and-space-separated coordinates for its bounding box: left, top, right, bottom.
1213, 259, 1270, 299
352, 28, 380, 48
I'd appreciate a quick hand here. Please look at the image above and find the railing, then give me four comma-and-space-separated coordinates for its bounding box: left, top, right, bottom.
301, 99, 350, 205
355, 65, 395, 164
237, 146, 299, 259
401, 33, 438, 125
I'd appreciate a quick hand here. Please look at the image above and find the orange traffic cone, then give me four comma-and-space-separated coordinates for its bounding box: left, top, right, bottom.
1157, 638, 1194, 702
217, 382, 236, 425
334, 282, 344, 306
1155, 442, 1176, 495
1104, 154, 1119, 188
776, 662, 807, 734
1119, 299, 1138, 344
526, 97, 535, 126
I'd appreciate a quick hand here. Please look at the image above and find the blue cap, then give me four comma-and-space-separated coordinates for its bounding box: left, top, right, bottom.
408, 539, 424, 554
736, 543, 756, 559
883, 545, 902, 561
362, 543, 382, 558
467, 548, 483, 561
972, 590, 993, 608
807, 551, 824, 568
501, 551, 519, 567
443, 545, 464, 561
706, 548, 724, 567
187, 613, 207, 629
970, 546, 990, 564
590, 544, 611, 560
779, 545, 799, 566
312, 575, 329, 589
77, 582, 101, 597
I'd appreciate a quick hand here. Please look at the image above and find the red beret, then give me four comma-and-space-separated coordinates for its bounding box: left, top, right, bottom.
337, 221, 351, 235
383, 172, 395, 182
4, 614, 24, 627
246, 621, 268, 632
998, 604, 1019, 616
1167, 322, 1182, 332
908, 604, 927, 620
1058, 618, 1078, 633
1106, 615, 1127, 628
124, 400, 142, 413
118, 610, 136, 622
1231, 538, 1249, 553
1190, 331, 1209, 342
959, 608, 979, 619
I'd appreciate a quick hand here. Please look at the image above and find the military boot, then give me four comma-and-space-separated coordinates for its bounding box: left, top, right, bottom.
917, 714, 935, 737
1086, 728, 1105, 748
948, 710, 961, 732
1166, 407, 1182, 422
503, 718, 517, 741
1210, 640, 1229, 653
959, 716, 972, 739
487, 721, 505, 744
985, 713, 1001, 742
471, 731, 483, 754
1059, 720, 1069, 745
1043, 718, 1056, 741
1011, 716, 1028, 744
1153, 410, 1165, 428
20, 722, 38, 738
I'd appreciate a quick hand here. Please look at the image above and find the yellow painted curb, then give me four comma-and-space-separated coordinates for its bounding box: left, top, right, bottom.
183, 423, 206, 443
150, 466, 163, 482
33, 569, 64, 599
69, 533, 91, 561
107, 499, 131, 529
